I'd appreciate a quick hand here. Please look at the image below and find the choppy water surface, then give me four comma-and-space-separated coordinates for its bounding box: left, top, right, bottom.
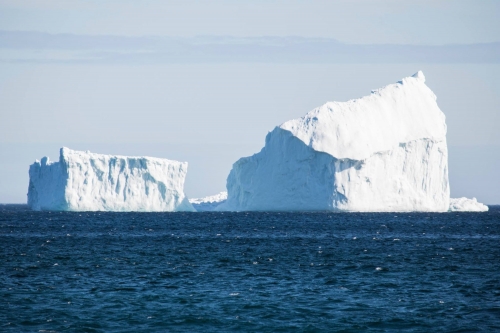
1, 205, 499, 332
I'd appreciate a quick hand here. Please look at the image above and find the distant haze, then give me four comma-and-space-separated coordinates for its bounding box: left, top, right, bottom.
1, 0, 499, 45
0, 1, 499, 204
1, 31, 499, 64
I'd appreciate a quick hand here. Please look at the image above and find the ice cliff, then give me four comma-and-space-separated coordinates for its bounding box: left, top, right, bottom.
27, 147, 194, 212
449, 197, 488, 212
218, 71, 451, 212
189, 192, 227, 212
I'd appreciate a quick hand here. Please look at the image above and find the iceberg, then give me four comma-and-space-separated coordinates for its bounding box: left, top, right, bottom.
27, 147, 195, 212
449, 197, 488, 212
189, 192, 227, 212
218, 71, 450, 212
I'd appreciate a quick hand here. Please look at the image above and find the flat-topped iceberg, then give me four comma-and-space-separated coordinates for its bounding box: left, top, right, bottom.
27, 147, 194, 212
449, 197, 488, 212
218, 71, 450, 212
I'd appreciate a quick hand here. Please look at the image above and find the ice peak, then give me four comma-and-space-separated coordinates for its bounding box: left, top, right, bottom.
280, 71, 445, 161
411, 70, 425, 82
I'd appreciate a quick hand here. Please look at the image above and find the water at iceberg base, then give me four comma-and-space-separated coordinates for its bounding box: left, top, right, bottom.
192, 190, 488, 213
1, 205, 499, 332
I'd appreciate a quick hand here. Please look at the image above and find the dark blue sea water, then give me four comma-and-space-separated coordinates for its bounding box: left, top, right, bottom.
1, 205, 499, 332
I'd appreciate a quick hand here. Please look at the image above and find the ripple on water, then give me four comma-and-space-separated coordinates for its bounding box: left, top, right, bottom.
0, 205, 499, 332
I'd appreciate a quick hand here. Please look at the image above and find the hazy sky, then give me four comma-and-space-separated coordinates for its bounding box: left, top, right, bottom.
0, 1, 499, 204
0, 0, 499, 44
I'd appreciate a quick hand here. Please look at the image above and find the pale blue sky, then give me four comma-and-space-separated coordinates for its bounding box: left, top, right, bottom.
0, 1, 499, 204
0, 0, 499, 44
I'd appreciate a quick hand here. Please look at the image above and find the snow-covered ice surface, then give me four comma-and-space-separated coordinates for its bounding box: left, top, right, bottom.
218, 71, 451, 212
27, 147, 195, 212
189, 192, 227, 212
449, 197, 488, 212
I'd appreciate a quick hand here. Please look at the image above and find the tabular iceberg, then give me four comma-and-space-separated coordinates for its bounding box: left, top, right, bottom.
27, 147, 195, 212
218, 71, 450, 212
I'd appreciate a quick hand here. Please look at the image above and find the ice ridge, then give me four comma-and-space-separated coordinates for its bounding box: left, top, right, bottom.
189, 192, 228, 212
449, 197, 488, 212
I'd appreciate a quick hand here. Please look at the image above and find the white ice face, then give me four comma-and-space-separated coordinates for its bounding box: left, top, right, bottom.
189, 192, 228, 212
449, 197, 488, 212
27, 147, 195, 212
189, 192, 227, 205
218, 71, 451, 212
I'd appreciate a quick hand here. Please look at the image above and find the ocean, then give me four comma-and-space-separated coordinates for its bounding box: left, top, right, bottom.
1, 205, 499, 332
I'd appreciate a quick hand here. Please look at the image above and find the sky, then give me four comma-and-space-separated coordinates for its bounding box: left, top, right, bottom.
0, 0, 499, 44
0, 0, 499, 204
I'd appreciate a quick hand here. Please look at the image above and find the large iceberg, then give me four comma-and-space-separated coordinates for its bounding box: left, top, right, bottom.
27, 147, 195, 212
218, 71, 450, 212
449, 197, 488, 212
